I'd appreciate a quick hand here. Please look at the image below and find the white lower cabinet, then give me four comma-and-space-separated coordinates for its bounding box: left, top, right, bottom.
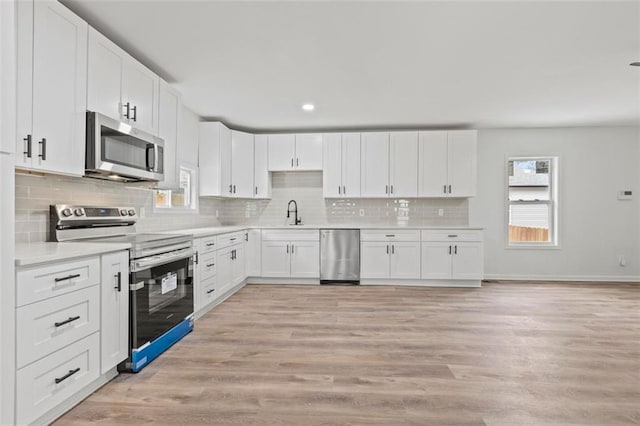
16, 333, 100, 425
360, 241, 420, 279
261, 230, 320, 279
246, 229, 262, 276
216, 239, 246, 297
14, 250, 129, 425
421, 230, 484, 280
100, 251, 129, 374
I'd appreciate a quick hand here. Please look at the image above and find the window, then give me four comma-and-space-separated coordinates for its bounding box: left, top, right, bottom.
154, 165, 198, 211
507, 157, 557, 246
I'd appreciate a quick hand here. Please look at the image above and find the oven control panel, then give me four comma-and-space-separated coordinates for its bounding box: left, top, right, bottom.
52, 205, 137, 221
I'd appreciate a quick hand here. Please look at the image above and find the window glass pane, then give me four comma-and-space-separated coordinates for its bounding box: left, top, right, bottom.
179, 169, 191, 207
508, 159, 550, 186
509, 186, 550, 201
508, 203, 550, 243
155, 190, 171, 208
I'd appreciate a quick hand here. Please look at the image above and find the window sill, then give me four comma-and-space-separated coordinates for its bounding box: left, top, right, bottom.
153, 207, 199, 214
506, 243, 561, 251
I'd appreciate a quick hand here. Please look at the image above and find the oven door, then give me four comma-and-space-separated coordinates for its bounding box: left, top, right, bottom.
130, 255, 193, 349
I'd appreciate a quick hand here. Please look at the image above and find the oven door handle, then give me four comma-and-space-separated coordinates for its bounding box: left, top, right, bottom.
130, 247, 194, 272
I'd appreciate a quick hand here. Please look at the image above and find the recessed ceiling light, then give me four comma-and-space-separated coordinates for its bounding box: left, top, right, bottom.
630, 62, 640, 66
302, 103, 315, 111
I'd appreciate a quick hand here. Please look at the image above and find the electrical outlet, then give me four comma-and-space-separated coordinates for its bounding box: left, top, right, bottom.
619, 255, 626, 267
359, 209, 365, 217
438, 208, 444, 217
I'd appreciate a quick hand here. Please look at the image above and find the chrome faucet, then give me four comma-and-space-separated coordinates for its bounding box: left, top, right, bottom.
286, 200, 302, 225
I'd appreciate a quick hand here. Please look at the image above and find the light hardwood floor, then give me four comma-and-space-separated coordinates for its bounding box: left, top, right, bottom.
55, 282, 640, 425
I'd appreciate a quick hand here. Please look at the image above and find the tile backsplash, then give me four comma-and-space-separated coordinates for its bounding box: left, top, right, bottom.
16, 171, 468, 243
15, 173, 224, 244
221, 171, 468, 227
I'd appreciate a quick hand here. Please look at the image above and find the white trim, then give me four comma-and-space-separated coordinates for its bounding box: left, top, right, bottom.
194, 280, 247, 320
247, 277, 319, 285
361, 279, 481, 287
484, 274, 640, 283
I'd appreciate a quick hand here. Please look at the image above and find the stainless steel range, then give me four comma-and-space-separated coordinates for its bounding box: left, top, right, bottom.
49, 205, 195, 372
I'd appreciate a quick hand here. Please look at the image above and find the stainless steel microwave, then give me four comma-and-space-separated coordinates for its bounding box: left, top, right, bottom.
85, 111, 164, 182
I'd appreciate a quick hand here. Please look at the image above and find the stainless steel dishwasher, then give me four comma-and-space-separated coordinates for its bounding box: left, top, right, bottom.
320, 229, 360, 284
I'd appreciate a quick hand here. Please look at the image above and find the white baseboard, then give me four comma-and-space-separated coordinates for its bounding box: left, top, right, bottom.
246, 277, 320, 285
35, 368, 118, 425
194, 281, 247, 320
361, 279, 481, 288
483, 274, 640, 283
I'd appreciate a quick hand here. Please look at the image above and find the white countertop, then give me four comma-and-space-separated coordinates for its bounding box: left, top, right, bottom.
15, 242, 132, 267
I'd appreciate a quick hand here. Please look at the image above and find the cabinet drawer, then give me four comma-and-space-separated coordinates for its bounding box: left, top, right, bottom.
198, 236, 217, 254
16, 332, 100, 426
216, 231, 246, 249
199, 251, 217, 281
360, 229, 420, 242
261, 229, 319, 242
199, 276, 218, 309
17, 257, 101, 307
17, 285, 100, 369
421, 230, 483, 242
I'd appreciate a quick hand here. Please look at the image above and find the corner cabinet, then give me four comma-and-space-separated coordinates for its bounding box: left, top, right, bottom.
16, 0, 87, 176
87, 27, 159, 135
418, 130, 477, 197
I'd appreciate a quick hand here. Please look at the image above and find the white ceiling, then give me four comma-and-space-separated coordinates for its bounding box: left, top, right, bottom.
62, 0, 640, 132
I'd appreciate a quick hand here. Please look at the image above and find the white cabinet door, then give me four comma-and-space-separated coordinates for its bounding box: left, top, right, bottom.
231, 130, 254, 198
254, 135, 271, 198
268, 134, 295, 171
290, 241, 319, 278
157, 80, 180, 187
295, 133, 323, 170
179, 106, 200, 167
246, 230, 262, 276
17, 0, 87, 176
360, 242, 390, 279
231, 244, 246, 286
451, 242, 483, 280
322, 133, 342, 198
389, 132, 418, 198
199, 122, 222, 196
342, 132, 361, 197
100, 251, 129, 374
87, 27, 123, 123
421, 242, 452, 279
360, 132, 389, 198
418, 131, 448, 197
122, 59, 158, 135
216, 247, 234, 295
389, 242, 421, 279
261, 242, 291, 277
448, 130, 477, 197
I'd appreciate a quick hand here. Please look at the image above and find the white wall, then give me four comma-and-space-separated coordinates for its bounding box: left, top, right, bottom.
470, 126, 640, 281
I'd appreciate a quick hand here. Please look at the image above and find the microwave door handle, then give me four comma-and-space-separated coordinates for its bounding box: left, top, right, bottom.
146, 144, 155, 171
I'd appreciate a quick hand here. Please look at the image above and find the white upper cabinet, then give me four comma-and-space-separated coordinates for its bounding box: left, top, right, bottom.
389, 132, 418, 197
267, 134, 295, 171
179, 106, 200, 168
323, 133, 361, 198
447, 130, 477, 197
268, 133, 322, 171
360, 132, 390, 197
254, 135, 271, 198
230, 130, 255, 198
16, 0, 87, 176
156, 80, 181, 188
294, 133, 323, 170
418, 130, 477, 197
199, 122, 228, 196
87, 27, 159, 135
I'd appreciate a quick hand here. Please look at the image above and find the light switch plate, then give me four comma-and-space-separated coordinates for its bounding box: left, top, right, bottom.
618, 190, 632, 200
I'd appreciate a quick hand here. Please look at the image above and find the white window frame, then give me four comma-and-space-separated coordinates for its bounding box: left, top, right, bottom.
505, 156, 560, 249
153, 163, 199, 213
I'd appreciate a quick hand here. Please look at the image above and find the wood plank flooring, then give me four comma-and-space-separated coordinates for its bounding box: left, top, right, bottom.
55, 282, 640, 425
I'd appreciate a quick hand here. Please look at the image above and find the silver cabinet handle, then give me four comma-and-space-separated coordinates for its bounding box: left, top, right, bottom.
38, 138, 46, 160
23, 134, 32, 158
